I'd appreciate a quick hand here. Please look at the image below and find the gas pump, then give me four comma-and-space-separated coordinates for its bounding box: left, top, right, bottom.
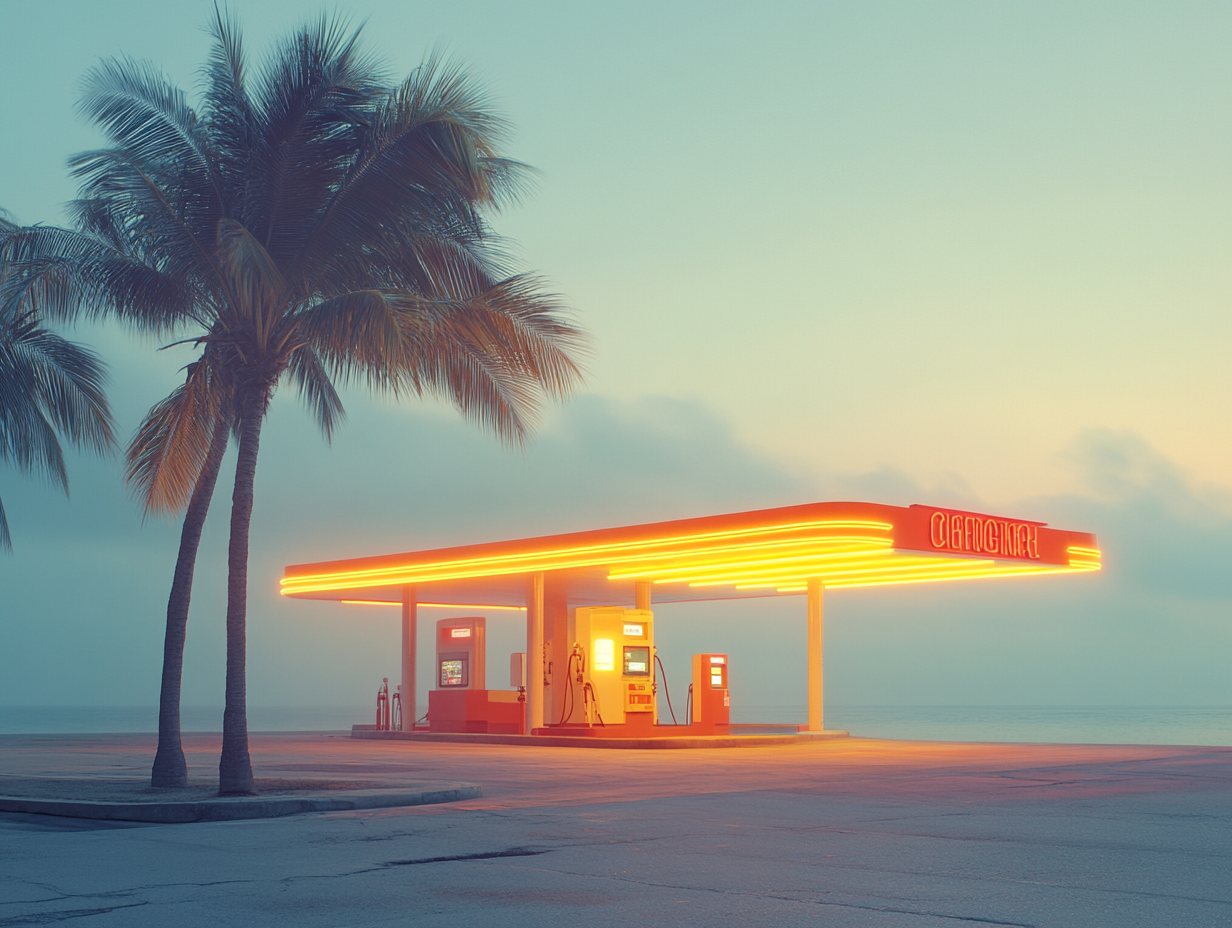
556, 606, 656, 735
427, 617, 523, 734
391, 684, 403, 731
436, 617, 486, 690
375, 677, 390, 731
690, 653, 730, 734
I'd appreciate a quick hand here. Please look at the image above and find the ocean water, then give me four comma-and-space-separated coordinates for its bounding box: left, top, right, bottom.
0, 704, 1228, 745
737, 705, 1232, 746
0, 706, 369, 735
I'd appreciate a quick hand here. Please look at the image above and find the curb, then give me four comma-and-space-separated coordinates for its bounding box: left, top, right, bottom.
0, 782, 482, 824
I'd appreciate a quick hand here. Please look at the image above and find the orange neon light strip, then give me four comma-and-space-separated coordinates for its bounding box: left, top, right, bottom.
1067, 546, 1101, 557
603, 535, 890, 578
287, 520, 893, 587
770, 561, 1098, 592
279, 519, 894, 596
340, 600, 526, 611
821, 563, 1098, 590
608, 534, 891, 579
643, 549, 899, 586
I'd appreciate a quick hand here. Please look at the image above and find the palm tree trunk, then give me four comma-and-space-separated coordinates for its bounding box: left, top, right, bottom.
150, 415, 231, 788
218, 383, 269, 796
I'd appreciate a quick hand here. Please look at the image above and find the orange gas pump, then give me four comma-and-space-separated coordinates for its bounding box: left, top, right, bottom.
691, 654, 730, 734
375, 677, 390, 731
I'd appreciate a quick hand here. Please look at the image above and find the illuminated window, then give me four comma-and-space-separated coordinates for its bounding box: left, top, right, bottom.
594, 639, 615, 671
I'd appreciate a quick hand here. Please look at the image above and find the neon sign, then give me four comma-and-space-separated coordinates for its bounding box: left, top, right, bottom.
927, 509, 1040, 560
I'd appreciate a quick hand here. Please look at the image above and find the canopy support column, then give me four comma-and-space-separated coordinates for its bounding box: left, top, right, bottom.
527, 572, 545, 734
635, 581, 651, 611
401, 585, 416, 731
807, 578, 824, 732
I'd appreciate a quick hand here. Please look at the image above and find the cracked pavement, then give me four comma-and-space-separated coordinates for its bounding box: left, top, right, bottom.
0, 733, 1228, 926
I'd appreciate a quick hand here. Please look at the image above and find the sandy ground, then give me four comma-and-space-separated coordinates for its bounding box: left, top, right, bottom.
0, 732, 1228, 926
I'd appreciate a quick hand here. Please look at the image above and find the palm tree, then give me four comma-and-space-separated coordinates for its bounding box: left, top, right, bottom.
128, 357, 234, 788
1, 12, 585, 794
0, 218, 116, 550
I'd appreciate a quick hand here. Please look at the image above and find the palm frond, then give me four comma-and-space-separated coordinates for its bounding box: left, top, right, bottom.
202, 4, 256, 211
0, 306, 115, 488
286, 49, 519, 289
290, 290, 403, 389
284, 347, 345, 440
214, 219, 285, 346
77, 55, 225, 214
0, 493, 10, 551
246, 15, 383, 261
125, 359, 225, 514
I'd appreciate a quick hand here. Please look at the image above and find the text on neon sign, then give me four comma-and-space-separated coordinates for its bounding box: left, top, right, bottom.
929, 511, 1040, 559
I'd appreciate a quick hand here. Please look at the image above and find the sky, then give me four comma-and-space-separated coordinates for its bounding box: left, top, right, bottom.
0, 1, 1228, 717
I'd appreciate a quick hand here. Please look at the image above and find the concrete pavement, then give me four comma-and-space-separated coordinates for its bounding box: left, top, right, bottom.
0, 732, 1228, 926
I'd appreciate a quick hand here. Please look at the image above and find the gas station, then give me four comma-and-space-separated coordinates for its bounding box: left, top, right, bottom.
280, 501, 1101, 744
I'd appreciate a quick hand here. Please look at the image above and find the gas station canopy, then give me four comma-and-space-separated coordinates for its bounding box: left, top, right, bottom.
280, 501, 1101, 607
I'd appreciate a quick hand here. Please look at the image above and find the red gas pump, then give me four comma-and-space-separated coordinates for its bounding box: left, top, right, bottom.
375, 677, 390, 731
690, 654, 730, 734
391, 684, 403, 731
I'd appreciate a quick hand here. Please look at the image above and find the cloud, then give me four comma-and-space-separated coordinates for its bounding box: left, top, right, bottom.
1026, 429, 1232, 601
250, 392, 821, 562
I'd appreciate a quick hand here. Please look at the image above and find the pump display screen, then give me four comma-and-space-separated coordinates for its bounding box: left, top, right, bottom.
439, 658, 468, 687
623, 646, 651, 676
449, 627, 472, 638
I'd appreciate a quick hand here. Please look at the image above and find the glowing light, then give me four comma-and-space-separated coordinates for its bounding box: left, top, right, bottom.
772, 561, 1099, 592
281, 518, 894, 596
610, 541, 894, 583
340, 600, 527, 611
593, 639, 615, 671
1067, 546, 1102, 558
284, 503, 1099, 602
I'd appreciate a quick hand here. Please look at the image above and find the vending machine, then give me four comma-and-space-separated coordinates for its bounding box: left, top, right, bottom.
691, 653, 730, 734
558, 606, 656, 733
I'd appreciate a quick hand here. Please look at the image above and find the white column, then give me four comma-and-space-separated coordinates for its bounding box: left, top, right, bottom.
401, 585, 417, 731
526, 572, 545, 733
807, 578, 824, 732
635, 581, 651, 611
636, 581, 654, 722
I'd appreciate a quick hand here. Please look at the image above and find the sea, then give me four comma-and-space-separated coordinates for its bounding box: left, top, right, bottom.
0, 705, 1227, 745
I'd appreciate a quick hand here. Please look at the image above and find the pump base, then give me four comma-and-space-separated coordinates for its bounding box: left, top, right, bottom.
427, 690, 525, 734
533, 718, 730, 738
356, 727, 850, 748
